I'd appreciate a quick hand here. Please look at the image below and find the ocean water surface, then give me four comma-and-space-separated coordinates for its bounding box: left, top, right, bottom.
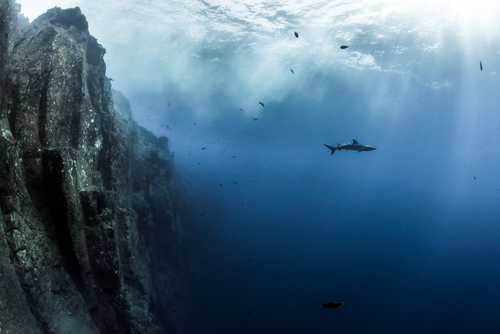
19, 0, 500, 332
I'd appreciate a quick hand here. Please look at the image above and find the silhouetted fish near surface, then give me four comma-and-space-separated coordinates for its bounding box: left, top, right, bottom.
474, 176, 476, 180
253, 118, 258, 121
480, 60, 483, 71
322, 301, 345, 309
259, 101, 265, 107
290, 69, 294, 74
340, 45, 349, 49
294, 31, 299, 38
168, 103, 171, 107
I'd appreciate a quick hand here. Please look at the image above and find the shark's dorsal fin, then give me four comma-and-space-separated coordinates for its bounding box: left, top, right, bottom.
353, 139, 358, 144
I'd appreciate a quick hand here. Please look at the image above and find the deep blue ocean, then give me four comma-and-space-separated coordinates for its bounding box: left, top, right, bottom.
149, 16, 500, 334
129, 7, 500, 334
20, 1, 500, 332
174, 65, 500, 333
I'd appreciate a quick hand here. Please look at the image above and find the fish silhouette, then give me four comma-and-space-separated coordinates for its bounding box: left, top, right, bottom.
322, 301, 345, 309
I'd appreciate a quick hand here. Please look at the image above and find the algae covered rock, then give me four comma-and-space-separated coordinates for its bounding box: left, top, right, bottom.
0, 1, 186, 332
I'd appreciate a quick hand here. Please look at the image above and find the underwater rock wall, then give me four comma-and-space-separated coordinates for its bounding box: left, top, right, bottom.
0, 1, 185, 332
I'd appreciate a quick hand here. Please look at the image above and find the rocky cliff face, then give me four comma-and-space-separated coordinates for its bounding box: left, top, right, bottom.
0, 1, 186, 333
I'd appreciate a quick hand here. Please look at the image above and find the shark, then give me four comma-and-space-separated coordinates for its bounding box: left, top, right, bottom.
323, 139, 376, 155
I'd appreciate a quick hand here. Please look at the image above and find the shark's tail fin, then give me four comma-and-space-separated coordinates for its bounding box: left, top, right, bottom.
322, 143, 336, 155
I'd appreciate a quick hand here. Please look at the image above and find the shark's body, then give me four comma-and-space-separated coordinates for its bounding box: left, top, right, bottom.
323, 139, 376, 155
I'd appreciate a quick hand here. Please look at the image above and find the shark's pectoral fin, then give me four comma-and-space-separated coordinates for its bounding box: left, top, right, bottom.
331, 150, 334, 155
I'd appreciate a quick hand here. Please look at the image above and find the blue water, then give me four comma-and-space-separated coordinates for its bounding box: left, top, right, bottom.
173, 66, 500, 333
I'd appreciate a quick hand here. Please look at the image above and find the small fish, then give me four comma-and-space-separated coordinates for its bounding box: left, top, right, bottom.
202, 147, 206, 150
480, 60, 483, 71
259, 101, 265, 107
199, 213, 205, 217
241, 203, 245, 206
290, 69, 294, 74
240, 108, 243, 111
168, 103, 171, 107
340, 45, 349, 49
253, 118, 258, 121
474, 176, 476, 180
322, 301, 345, 309
172, 309, 178, 313
294, 31, 299, 38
